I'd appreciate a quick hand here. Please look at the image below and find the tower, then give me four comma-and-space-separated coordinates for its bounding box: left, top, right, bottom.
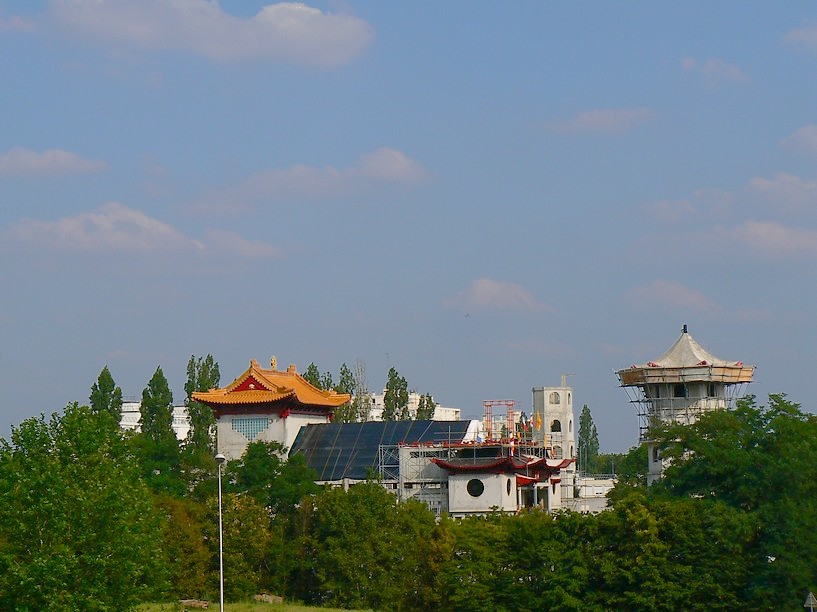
616, 325, 754, 484
532, 376, 576, 498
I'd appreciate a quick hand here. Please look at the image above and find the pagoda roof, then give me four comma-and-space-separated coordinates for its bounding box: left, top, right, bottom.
192, 358, 351, 408
432, 455, 573, 474
617, 326, 755, 386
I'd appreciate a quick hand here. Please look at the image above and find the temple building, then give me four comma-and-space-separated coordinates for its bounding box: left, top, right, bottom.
616, 325, 754, 484
192, 357, 351, 460
291, 419, 574, 516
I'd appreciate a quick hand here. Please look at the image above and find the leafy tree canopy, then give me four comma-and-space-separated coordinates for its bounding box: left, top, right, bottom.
89, 365, 123, 426
0, 404, 166, 610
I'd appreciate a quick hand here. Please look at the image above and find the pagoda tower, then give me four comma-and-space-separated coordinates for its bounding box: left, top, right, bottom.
193, 357, 351, 460
616, 325, 754, 484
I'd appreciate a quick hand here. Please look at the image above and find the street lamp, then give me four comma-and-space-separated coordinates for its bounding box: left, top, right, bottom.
215, 452, 226, 612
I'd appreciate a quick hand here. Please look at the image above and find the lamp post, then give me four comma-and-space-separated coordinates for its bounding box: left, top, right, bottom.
215, 453, 226, 612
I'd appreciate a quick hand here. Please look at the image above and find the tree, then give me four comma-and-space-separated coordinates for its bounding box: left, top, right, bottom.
303, 363, 322, 388
383, 367, 409, 421
0, 404, 166, 610
136, 366, 184, 496
89, 365, 123, 426
184, 354, 220, 454
416, 393, 436, 420
332, 362, 358, 423
296, 481, 440, 609
336, 362, 354, 396
183, 355, 220, 491
651, 394, 817, 608
577, 404, 600, 473
350, 359, 373, 422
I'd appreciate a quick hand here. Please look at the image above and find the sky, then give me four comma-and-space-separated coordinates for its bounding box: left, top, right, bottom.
2, 1, 817, 452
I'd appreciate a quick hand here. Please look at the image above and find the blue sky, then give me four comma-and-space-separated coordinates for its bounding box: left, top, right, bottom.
2, 1, 816, 452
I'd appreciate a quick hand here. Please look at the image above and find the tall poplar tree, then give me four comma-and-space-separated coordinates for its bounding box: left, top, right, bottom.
577, 404, 599, 474
383, 367, 409, 421
184, 354, 220, 456
416, 393, 436, 420
137, 366, 183, 495
89, 365, 124, 426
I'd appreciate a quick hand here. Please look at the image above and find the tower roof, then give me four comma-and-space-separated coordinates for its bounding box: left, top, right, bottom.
192, 358, 351, 409
617, 326, 754, 386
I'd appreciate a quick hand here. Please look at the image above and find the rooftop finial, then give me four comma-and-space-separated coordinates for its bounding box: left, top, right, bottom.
682, 324, 688, 334
271, 356, 277, 370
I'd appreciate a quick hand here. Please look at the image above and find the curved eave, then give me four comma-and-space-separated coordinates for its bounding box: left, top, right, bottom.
192, 389, 294, 405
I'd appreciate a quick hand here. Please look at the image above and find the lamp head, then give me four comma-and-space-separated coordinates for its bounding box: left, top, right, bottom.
215, 453, 226, 465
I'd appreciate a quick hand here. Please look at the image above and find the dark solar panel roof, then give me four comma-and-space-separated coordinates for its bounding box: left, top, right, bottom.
290, 420, 472, 481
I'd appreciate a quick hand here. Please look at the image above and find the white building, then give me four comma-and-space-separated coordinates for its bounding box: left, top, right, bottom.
367, 391, 461, 421
120, 401, 191, 440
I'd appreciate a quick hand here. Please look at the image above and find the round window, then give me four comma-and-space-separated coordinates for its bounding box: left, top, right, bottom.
466, 478, 484, 497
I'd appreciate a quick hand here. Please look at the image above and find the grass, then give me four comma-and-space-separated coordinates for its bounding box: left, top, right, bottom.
135, 603, 359, 612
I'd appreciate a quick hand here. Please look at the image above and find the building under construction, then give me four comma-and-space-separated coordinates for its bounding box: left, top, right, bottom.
616, 325, 755, 484
291, 418, 574, 516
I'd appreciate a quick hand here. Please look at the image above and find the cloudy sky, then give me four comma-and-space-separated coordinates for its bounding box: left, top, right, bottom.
2, 1, 816, 451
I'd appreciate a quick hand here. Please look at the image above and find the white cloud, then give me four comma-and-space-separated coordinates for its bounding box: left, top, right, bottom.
197, 148, 427, 213
785, 24, 817, 50
681, 56, 747, 85
45, 0, 373, 66
443, 278, 552, 313
730, 219, 817, 257
546, 107, 654, 134
352, 148, 428, 182
8, 202, 280, 258
629, 280, 720, 313
747, 173, 817, 212
11, 202, 201, 253
0, 147, 106, 177
780, 125, 817, 155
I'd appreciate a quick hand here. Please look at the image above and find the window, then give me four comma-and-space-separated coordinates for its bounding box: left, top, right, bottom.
231, 417, 271, 441
507, 479, 512, 496
708, 382, 717, 397
467, 479, 484, 497
551, 419, 562, 432
673, 384, 687, 398
549, 392, 560, 404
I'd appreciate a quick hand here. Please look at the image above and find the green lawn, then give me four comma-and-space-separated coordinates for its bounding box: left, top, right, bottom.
136, 603, 362, 612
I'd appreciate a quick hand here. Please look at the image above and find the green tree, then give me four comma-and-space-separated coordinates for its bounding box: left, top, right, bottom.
183, 354, 220, 491
577, 404, 600, 473
383, 367, 409, 421
0, 404, 166, 610
184, 354, 219, 453
652, 394, 817, 609
89, 365, 123, 426
155, 494, 212, 601
336, 362, 355, 395
350, 359, 373, 422
332, 363, 359, 423
303, 363, 322, 388
206, 493, 272, 600
297, 481, 440, 609
416, 392, 436, 420
136, 366, 184, 496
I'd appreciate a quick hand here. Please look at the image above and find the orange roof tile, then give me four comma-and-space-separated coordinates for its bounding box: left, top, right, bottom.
192, 358, 351, 408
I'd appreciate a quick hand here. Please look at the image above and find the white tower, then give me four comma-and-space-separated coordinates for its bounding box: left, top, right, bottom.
532, 376, 576, 498
616, 325, 754, 484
